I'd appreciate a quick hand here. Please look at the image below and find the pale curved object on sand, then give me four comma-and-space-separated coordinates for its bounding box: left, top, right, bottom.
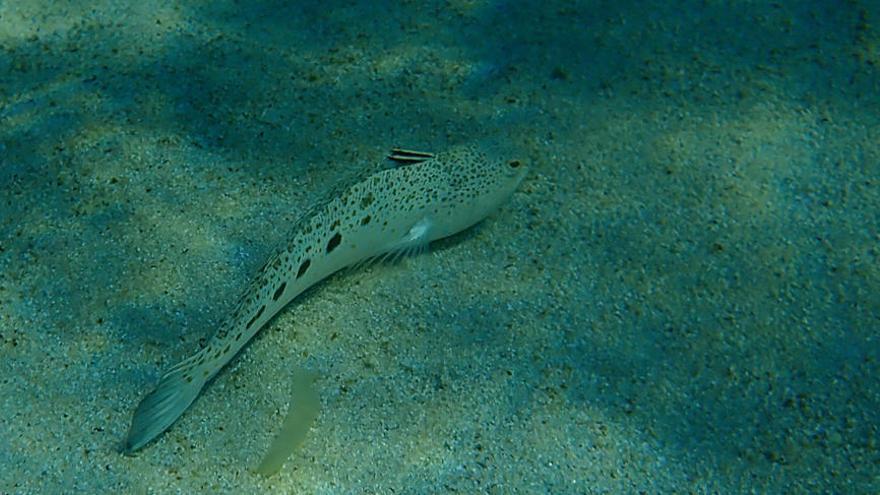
256, 369, 320, 476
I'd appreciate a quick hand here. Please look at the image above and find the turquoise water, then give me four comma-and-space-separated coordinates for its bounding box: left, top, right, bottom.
1, 1, 878, 493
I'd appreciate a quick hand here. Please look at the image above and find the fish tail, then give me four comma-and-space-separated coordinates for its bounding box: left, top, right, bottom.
123, 353, 213, 453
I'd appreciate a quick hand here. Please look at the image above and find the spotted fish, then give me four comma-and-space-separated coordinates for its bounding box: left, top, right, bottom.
123, 142, 528, 452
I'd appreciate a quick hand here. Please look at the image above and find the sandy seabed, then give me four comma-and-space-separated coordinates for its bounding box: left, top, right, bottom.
1, 1, 878, 493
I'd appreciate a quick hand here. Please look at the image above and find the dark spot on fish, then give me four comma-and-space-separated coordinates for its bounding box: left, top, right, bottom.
235, 332, 243, 341
185, 375, 193, 383
361, 192, 374, 208
245, 305, 266, 330
223, 344, 231, 354
326, 232, 342, 253
273, 282, 287, 301
361, 215, 371, 225
297, 259, 311, 278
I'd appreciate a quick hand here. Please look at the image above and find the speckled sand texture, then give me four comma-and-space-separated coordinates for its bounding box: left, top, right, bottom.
1, 1, 878, 493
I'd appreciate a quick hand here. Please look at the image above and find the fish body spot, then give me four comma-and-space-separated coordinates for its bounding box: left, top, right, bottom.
273, 282, 287, 301
326, 232, 342, 253
246, 305, 266, 330
297, 259, 311, 278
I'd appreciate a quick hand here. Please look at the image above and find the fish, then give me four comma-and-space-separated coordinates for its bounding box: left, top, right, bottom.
123, 141, 529, 453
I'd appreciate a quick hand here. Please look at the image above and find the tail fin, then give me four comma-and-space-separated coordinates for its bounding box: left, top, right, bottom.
123, 358, 209, 453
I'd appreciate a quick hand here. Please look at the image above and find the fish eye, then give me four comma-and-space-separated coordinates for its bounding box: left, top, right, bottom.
508, 160, 521, 169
